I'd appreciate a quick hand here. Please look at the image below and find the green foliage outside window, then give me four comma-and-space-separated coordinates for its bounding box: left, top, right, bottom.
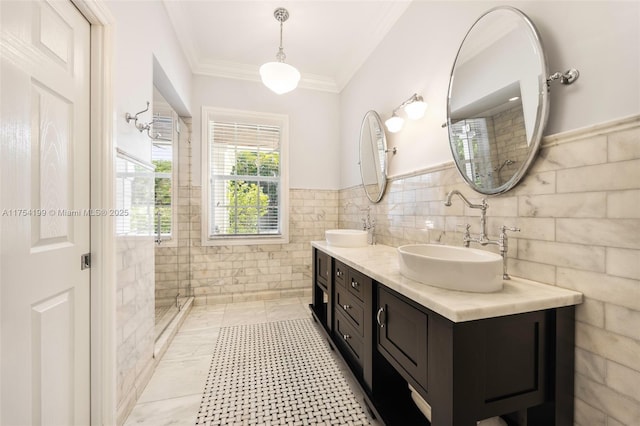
226, 151, 279, 234
153, 159, 172, 235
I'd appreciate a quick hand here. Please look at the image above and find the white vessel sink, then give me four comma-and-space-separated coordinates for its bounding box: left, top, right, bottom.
397, 244, 503, 293
325, 229, 368, 248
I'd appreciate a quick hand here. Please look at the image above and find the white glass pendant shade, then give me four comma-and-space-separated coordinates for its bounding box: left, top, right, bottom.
260, 61, 301, 95
385, 115, 404, 133
404, 100, 428, 120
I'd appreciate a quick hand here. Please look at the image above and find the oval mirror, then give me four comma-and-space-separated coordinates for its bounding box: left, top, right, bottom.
359, 110, 388, 203
447, 6, 549, 194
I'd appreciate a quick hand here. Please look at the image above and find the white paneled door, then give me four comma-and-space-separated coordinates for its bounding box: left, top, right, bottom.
1, 0, 91, 424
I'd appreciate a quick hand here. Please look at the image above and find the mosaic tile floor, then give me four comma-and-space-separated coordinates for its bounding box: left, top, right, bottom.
195, 319, 371, 426
124, 299, 378, 426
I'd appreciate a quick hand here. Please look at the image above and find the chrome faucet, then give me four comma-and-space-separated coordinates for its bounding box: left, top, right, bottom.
444, 190, 520, 279
361, 207, 376, 245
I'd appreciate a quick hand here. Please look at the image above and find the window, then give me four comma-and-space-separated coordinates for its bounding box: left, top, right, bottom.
152, 114, 178, 244
451, 118, 491, 185
202, 107, 289, 246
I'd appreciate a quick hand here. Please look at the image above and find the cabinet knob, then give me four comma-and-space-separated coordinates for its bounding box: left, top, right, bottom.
351, 280, 359, 289
376, 307, 385, 328
342, 304, 351, 311
336, 270, 344, 278
343, 334, 351, 340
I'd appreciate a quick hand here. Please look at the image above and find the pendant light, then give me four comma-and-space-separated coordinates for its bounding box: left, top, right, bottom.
259, 8, 300, 95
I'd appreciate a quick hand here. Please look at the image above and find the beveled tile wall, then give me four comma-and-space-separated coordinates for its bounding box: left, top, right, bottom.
161, 119, 337, 305
188, 187, 337, 305
116, 236, 155, 425
339, 115, 640, 425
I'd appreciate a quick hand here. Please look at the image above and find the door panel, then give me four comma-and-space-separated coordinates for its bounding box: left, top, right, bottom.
1, 0, 91, 424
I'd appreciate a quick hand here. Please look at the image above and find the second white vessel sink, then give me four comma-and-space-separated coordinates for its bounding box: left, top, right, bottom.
325, 229, 368, 247
397, 244, 503, 292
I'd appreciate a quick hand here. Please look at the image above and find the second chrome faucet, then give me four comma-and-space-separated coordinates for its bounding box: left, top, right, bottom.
444, 190, 520, 279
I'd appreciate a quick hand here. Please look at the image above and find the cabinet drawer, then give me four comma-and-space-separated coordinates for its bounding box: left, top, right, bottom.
335, 311, 363, 370
335, 286, 364, 337
334, 260, 347, 288
348, 268, 371, 302
315, 249, 330, 284
377, 286, 428, 389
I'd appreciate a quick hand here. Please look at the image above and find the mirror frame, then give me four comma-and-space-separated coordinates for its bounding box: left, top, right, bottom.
359, 110, 388, 203
446, 6, 550, 195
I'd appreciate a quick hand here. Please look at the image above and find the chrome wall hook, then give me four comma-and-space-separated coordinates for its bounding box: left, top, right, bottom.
125, 101, 150, 124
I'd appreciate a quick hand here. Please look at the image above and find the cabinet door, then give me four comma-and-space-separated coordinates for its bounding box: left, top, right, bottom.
377, 286, 428, 389
315, 249, 330, 286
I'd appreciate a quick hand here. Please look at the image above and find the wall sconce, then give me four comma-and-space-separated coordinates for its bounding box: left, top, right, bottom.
384, 93, 428, 133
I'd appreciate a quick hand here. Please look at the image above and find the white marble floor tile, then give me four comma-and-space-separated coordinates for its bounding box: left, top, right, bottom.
137, 355, 211, 404
223, 299, 265, 311
161, 330, 219, 361
221, 308, 268, 326
265, 302, 310, 322
178, 310, 224, 332
124, 393, 201, 426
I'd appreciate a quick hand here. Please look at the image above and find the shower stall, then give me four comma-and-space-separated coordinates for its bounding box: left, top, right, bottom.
152, 87, 193, 340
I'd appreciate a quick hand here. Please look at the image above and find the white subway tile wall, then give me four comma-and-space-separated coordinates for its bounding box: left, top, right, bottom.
338, 116, 640, 425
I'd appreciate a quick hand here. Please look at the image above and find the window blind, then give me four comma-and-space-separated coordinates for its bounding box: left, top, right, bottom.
208, 121, 282, 237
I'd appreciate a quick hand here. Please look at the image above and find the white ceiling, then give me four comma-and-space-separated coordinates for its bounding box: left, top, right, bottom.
163, 1, 412, 93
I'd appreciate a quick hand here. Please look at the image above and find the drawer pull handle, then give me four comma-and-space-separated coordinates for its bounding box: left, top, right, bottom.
351, 280, 359, 289
336, 270, 344, 278
342, 304, 351, 311
343, 334, 351, 340
376, 307, 385, 328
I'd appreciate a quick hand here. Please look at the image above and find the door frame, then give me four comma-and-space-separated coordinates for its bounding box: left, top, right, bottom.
70, 1, 116, 424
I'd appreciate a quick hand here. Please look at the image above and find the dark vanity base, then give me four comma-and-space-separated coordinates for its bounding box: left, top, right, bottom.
311, 248, 576, 426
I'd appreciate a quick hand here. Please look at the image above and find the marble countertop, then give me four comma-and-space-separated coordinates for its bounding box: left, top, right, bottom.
312, 241, 582, 323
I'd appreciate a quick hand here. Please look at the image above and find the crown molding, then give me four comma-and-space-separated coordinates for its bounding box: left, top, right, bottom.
193, 60, 340, 93
162, 0, 410, 94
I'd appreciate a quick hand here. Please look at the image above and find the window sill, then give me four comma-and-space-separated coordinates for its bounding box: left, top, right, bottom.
202, 234, 289, 247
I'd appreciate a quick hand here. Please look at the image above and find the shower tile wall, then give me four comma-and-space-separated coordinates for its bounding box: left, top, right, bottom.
339, 116, 640, 425
187, 187, 337, 305
155, 118, 337, 306
116, 236, 155, 424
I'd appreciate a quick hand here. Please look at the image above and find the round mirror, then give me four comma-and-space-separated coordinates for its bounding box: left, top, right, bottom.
359, 110, 388, 203
447, 6, 549, 194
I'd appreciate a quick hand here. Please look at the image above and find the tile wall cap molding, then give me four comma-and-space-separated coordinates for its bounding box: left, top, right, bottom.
542, 113, 640, 148
339, 113, 640, 193
387, 160, 455, 181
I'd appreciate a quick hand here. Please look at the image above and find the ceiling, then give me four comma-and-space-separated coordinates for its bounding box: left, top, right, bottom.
163, 1, 412, 93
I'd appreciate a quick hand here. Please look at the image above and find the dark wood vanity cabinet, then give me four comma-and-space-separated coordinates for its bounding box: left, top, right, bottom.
311, 249, 331, 331
377, 286, 429, 391
311, 248, 575, 426
375, 285, 574, 426
332, 260, 374, 392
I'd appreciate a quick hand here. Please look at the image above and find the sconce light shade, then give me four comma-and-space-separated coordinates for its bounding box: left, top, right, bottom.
385, 114, 405, 133
260, 62, 301, 94
404, 98, 428, 120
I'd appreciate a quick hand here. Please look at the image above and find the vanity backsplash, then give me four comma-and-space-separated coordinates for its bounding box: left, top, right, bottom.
340, 115, 640, 425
